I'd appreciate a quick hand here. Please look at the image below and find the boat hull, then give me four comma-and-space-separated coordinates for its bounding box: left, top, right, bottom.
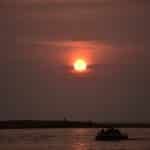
95, 135, 128, 141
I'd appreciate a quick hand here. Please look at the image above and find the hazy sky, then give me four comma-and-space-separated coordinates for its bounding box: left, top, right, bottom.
0, 0, 150, 122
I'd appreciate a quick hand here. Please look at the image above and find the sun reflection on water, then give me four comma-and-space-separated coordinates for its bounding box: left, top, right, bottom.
68, 129, 93, 150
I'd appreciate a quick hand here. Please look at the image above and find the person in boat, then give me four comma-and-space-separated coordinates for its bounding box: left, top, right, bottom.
98, 128, 118, 135
96, 128, 128, 140
106, 128, 121, 136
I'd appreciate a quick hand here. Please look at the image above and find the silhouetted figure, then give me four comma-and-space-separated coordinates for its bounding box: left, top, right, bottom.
95, 128, 128, 141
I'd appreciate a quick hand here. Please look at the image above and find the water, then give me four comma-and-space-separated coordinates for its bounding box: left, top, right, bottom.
0, 128, 150, 150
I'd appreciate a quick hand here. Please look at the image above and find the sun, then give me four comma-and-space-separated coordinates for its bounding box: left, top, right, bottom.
73, 59, 87, 72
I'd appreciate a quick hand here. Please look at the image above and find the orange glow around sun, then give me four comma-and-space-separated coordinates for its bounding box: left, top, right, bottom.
73, 59, 87, 72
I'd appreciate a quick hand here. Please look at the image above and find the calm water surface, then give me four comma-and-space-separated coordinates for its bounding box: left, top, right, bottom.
0, 128, 150, 150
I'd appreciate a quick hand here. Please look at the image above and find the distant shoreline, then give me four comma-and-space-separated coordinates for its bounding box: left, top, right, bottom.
0, 120, 150, 129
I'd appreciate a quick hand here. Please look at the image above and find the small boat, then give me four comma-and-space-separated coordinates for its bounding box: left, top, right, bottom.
95, 128, 128, 141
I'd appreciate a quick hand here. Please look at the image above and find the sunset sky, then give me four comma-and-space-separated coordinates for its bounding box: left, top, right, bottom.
0, 0, 150, 122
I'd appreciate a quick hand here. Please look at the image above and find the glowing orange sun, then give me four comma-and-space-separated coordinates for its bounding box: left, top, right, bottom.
73, 59, 87, 72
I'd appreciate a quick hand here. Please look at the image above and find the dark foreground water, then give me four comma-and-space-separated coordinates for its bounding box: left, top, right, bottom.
0, 128, 150, 150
